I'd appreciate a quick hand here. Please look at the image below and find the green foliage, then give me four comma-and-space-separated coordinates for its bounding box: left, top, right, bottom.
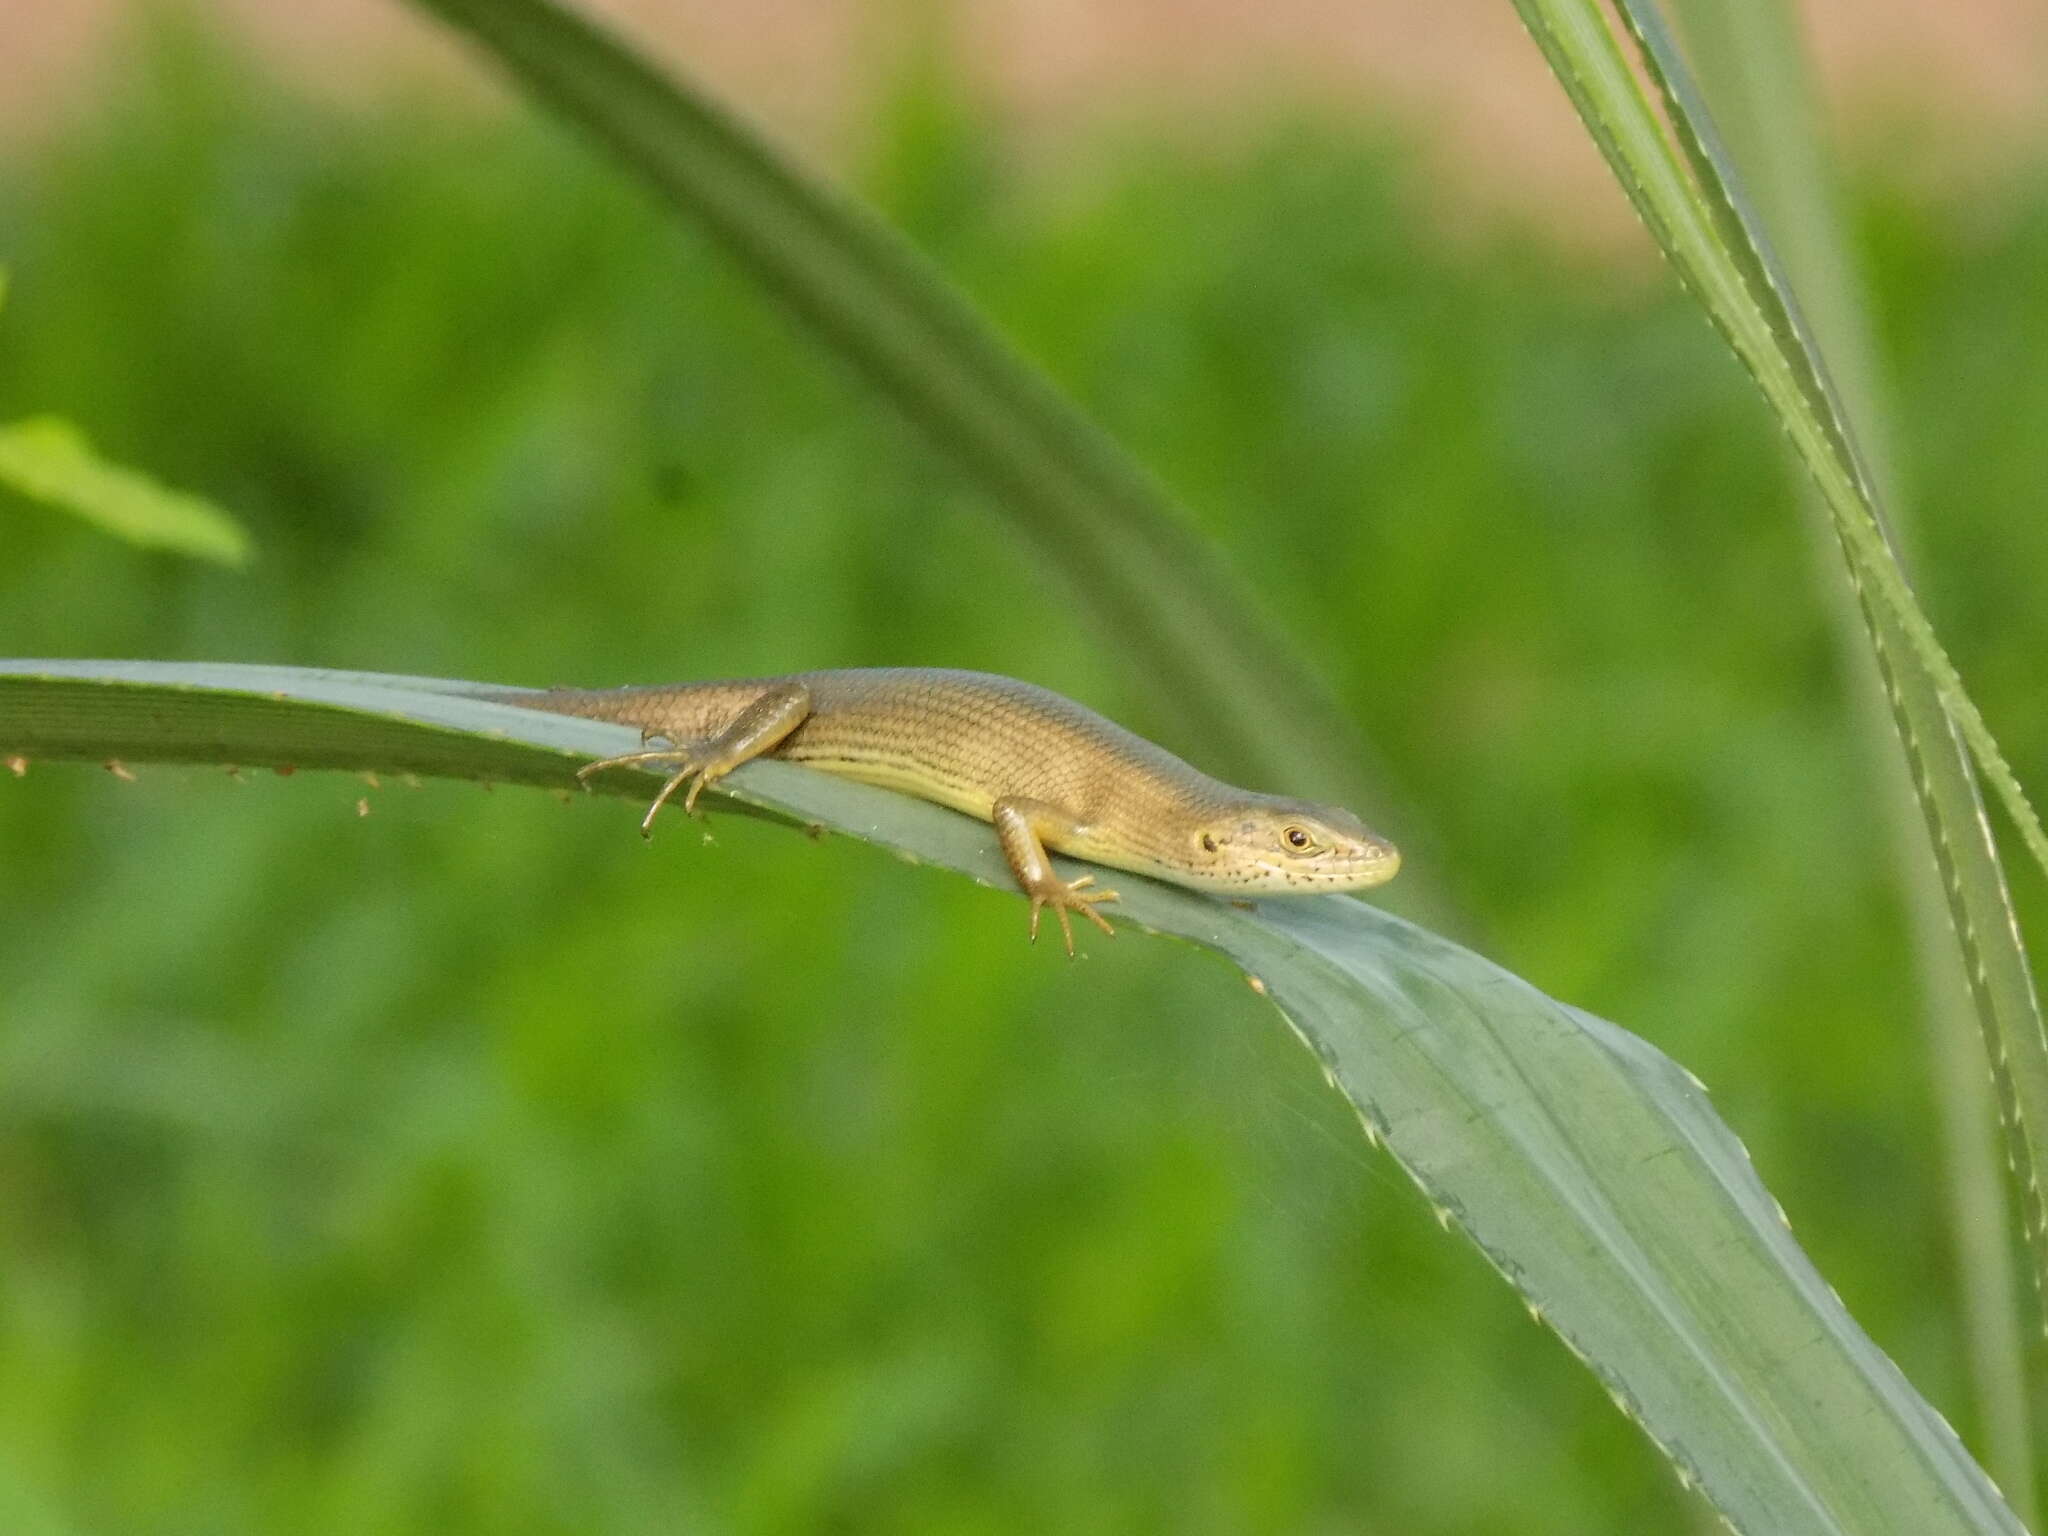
1513, 0, 2048, 1347
1666, 1, 2037, 1515
1, 25, 2046, 1533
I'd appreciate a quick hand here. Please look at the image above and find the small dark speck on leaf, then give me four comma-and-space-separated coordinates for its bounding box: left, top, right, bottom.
803, 822, 825, 840
274, 764, 297, 778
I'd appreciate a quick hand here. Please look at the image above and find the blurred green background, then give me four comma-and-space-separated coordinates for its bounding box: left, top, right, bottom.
3, 7, 2047, 1532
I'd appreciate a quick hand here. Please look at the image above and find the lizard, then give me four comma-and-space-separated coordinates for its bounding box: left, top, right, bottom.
492, 668, 1400, 954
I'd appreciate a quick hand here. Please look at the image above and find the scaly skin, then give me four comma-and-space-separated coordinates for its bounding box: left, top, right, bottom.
493, 668, 1400, 953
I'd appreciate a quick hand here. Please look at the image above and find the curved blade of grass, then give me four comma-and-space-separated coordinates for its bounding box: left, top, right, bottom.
1509, 0, 2048, 1328
0, 415, 251, 566
396, 0, 1404, 832
0, 657, 2028, 1536
1663, 2, 2035, 1516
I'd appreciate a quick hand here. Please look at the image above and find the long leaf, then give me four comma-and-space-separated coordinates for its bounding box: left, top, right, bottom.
1665, 1, 2036, 1516
0, 658, 2025, 1535
1509, 0, 2048, 1329
397, 0, 1403, 829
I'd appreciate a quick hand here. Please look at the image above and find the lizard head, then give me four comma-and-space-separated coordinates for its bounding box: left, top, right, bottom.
1189, 799, 1401, 893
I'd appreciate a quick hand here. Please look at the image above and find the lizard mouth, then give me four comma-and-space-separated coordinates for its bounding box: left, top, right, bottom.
1350, 841, 1402, 888
1240, 838, 1401, 892
1319, 841, 1402, 889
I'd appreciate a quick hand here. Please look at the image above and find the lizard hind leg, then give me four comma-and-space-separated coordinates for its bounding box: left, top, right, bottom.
991, 796, 1120, 957
578, 681, 814, 838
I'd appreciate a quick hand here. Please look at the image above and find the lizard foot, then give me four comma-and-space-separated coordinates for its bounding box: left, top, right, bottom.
1026, 874, 1121, 958
575, 746, 723, 835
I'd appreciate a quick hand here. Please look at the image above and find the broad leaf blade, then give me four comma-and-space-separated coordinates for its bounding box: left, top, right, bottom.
0, 415, 251, 566
0, 658, 2024, 1535
1510, 0, 2048, 1329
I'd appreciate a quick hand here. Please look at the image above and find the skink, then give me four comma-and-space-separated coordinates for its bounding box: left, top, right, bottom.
497, 668, 1400, 953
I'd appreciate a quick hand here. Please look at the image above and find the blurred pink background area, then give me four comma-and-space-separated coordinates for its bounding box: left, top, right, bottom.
2, 0, 2044, 237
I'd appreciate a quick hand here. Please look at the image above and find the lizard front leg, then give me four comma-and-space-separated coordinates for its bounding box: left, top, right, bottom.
991, 796, 1119, 956
577, 681, 813, 836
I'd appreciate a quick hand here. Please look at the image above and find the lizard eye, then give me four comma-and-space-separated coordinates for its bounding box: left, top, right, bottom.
1283, 826, 1313, 851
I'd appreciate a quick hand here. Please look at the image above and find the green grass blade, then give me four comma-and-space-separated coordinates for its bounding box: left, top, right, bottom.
1510, 0, 2048, 1329
0, 657, 2028, 1535
0, 415, 251, 566
397, 0, 1389, 820
1666, 1, 2036, 1516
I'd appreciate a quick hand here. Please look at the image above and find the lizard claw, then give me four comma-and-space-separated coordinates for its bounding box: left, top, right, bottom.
1026, 877, 1121, 957
575, 747, 716, 836
641, 759, 721, 833
576, 746, 684, 786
